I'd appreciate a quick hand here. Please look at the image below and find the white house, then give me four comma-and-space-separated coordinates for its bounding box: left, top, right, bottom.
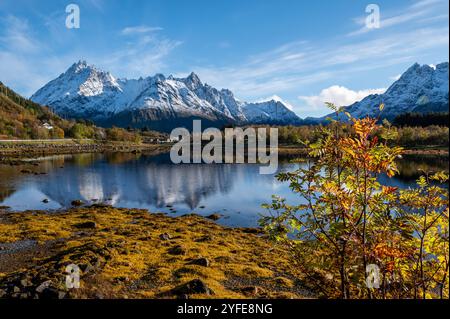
42, 123, 54, 130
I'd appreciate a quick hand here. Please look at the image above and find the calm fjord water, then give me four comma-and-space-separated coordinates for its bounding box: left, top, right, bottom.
0, 152, 448, 227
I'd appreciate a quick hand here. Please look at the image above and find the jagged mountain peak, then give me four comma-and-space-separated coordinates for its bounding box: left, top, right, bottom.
182, 72, 202, 90
312, 62, 449, 123
65, 60, 108, 78
70, 59, 89, 70
152, 73, 166, 82
31, 61, 301, 131
242, 98, 300, 125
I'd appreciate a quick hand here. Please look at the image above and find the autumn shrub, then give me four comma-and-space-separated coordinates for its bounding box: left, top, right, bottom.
68, 123, 96, 139
106, 126, 142, 143
50, 127, 65, 139
261, 105, 449, 299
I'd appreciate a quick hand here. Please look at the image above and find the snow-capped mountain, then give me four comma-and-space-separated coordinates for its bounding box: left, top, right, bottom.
31, 61, 301, 131
242, 99, 300, 124
309, 62, 449, 123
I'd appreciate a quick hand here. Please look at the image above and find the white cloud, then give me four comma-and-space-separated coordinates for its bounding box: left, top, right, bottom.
390, 74, 402, 81
299, 86, 386, 109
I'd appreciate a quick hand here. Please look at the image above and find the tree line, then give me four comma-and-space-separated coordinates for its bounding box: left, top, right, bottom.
393, 112, 449, 127
271, 120, 449, 148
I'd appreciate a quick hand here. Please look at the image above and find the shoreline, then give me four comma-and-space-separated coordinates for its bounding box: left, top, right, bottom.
0, 206, 310, 299
0, 140, 171, 161
1, 140, 447, 161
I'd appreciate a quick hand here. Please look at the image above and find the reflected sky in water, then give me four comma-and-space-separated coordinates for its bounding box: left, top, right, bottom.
0, 153, 448, 227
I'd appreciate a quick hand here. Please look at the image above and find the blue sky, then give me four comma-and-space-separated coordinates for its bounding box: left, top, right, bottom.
0, 0, 448, 118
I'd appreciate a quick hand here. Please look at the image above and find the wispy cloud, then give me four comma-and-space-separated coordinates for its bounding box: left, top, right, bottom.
0, 0, 447, 117
0, 14, 181, 96
0, 15, 54, 95
193, 25, 447, 102
348, 0, 447, 36
0, 15, 40, 53
105, 25, 181, 76
82, 0, 105, 12
120, 25, 163, 36
102, 36, 183, 77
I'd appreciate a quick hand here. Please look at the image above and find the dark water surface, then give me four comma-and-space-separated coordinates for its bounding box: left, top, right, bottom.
0, 152, 448, 227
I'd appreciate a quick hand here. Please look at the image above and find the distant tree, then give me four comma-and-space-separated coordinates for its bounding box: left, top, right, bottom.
50, 127, 65, 139
69, 123, 95, 139
106, 126, 142, 143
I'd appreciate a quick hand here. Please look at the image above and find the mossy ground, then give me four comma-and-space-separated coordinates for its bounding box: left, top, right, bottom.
0, 206, 309, 299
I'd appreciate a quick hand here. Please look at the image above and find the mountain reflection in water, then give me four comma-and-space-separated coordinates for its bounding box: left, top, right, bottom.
0, 152, 448, 227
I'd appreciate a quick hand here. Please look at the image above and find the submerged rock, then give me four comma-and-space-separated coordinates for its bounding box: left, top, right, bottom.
171, 279, 213, 296
240, 286, 263, 296
40, 287, 66, 299
187, 257, 210, 267
35, 280, 52, 293
20, 278, 32, 287
74, 221, 97, 229
168, 245, 186, 255
206, 213, 222, 221
159, 233, 171, 241
195, 235, 213, 242
71, 200, 84, 207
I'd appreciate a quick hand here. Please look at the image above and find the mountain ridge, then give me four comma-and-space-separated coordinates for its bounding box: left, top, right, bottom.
31, 61, 449, 130
307, 62, 449, 123
31, 61, 301, 131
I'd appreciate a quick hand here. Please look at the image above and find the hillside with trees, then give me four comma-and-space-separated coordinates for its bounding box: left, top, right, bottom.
0, 81, 70, 139
0, 82, 143, 142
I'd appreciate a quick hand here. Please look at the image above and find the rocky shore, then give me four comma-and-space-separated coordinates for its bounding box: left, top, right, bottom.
0, 206, 310, 299
0, 140, 170, 160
